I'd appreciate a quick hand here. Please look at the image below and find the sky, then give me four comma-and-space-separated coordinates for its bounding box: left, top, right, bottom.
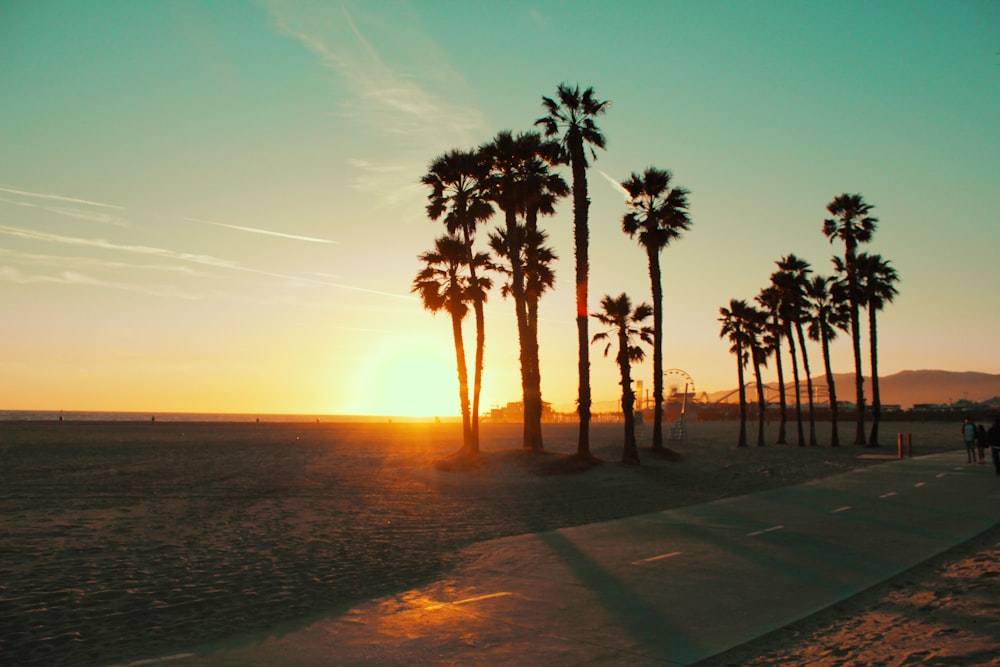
1, 0, 998, 417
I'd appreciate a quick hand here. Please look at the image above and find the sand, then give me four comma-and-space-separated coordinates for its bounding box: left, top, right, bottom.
0, 418, 995, 666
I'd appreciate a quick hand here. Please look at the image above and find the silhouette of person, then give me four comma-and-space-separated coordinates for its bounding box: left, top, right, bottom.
988, 418, 1000, 476
962, 418, 976, 463
975, 424, 988, 464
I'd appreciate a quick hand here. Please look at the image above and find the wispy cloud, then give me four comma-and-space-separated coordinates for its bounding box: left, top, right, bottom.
264, 1, 484, 209
0, 225, 243, 271
0, 224, 410, 300
0, 189, 131, 227
187, 217, 337, 244
0, 185, 124, 209
0, 247, 211, 278
0, 266, 204, 300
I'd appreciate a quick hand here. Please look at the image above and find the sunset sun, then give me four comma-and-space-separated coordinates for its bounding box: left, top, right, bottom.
361, 336, 460, 418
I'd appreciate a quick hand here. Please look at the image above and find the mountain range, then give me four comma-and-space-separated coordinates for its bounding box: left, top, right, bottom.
706, 370, 1000, 409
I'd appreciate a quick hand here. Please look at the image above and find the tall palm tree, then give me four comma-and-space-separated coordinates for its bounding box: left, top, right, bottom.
823, 193, 878, 445
620, 167, 692, 451
412, 235, 489, 452
592, 293, 653, 465
805, 274, 850, 447
774, 254, 817, 446
769, 263, 805, 446
756, 286, 788, 444
855, 252, 899, 447
422, 150, 495, 451
537, 83, 610, 457
480, 130, 561, 451
489, 223, 558, 445
719, 299, 753, 448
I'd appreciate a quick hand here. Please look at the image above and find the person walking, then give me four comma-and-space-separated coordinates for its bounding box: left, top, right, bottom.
962, 418, 976, 463
988, 418, 1000, 475
975, 424, 988, 464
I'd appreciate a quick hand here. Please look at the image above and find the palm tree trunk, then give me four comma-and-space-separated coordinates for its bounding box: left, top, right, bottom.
570, 142, 591, 456
850, 300, 866, 445
868, 307, 881, 446
450, 312, 472, 451
648, 245, 664, 450
774, 330, 787, 444
821, 327, 840, 447
752, 351, 766, 447
736, 345, 748, 448
504, 211, 539, 451
472, 301, 485, 453
619, 331, 640, 464
795, 323, 817, 446
524, 208, 545, 452
847, 249, 867, 445
461, 227, 484, 455
786, 324, 805, 446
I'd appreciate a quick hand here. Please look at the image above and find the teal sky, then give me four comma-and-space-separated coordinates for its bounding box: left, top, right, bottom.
2, 0, 998, 415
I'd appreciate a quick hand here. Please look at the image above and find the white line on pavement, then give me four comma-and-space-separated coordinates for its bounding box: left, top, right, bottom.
631, 551, 682, 566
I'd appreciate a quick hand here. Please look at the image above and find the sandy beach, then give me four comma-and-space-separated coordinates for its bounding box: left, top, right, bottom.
1, 418, 996, 666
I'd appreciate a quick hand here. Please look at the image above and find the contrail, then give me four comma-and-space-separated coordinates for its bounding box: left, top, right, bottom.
189, 218, 337, 244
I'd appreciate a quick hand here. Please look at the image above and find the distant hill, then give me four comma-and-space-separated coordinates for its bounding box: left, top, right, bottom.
707, 370, 1000, 409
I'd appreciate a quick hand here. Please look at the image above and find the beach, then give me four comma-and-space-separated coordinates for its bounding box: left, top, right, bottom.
1, 418, 995, 666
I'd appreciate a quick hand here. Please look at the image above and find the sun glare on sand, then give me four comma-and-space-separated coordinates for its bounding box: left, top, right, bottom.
360, 336, 460, 417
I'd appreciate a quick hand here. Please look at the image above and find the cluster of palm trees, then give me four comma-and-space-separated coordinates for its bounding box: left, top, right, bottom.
413, 83, 694, 463
719, 194, 899, 448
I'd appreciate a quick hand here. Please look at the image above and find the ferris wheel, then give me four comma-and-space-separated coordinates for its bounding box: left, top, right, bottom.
664, 368, 695, 397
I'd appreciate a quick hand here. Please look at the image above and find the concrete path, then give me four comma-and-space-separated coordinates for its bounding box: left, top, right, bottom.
161, 452, 999, 666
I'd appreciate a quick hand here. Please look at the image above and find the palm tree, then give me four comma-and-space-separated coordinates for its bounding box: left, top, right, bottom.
422, 150, 495, 451
823, 193, 878, 445
855, 252, 899, 447
537, 83, 610, 457
620, 167, 692, 451
591, 293, 653, 465
773, 254, 817, 446
489, 223, 558, 447
480, 130, 562, 451
719, 299, 753, 448
805, 274, 850, 447
412, 235, 489, 452
756, 286, 788, 444
769, 262, 805, 446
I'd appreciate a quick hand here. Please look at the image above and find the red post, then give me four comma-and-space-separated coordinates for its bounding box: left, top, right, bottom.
897, 433, 903, 458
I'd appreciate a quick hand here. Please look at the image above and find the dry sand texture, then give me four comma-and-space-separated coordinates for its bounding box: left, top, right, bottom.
0, 419, 995, 666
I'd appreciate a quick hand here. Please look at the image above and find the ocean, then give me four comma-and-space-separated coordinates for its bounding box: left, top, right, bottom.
0, 410, 457, 423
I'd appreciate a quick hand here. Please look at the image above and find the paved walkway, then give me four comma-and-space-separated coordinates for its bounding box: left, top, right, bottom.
161, 452, 999, 666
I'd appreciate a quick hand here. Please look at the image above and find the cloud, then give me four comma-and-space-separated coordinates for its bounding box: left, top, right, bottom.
0, 224, 410, 300
0, 265, 204, 300
0, 185, 124, 209
264, 1, 484, 210
0, 225, 243, 271
0, 189, 130, 226
0, 247, 210, 278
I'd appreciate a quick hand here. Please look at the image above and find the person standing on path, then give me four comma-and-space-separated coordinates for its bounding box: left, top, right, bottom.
962, 418, 976, 463
975, 424, 988, 463
988, 418, 1000, 475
